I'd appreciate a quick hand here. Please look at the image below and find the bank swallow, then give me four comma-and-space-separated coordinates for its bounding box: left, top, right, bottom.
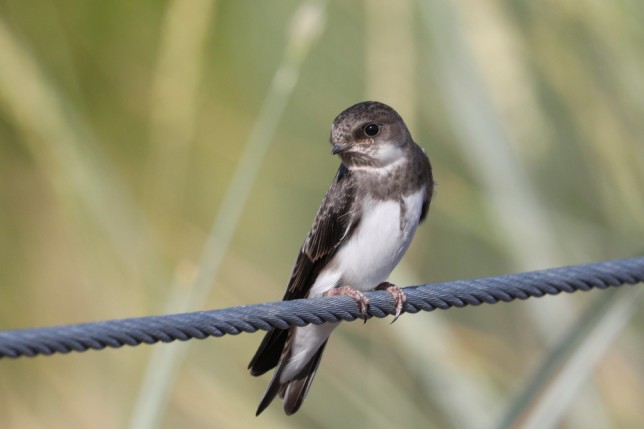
249, 101, 434, 415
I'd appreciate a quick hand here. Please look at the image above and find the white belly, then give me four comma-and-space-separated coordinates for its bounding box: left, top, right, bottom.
309, 186, 426, 296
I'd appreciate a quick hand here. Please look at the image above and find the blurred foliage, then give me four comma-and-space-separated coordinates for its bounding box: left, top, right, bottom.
0, 1, 642, 428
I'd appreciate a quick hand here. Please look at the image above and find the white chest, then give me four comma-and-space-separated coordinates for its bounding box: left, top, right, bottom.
310, 186, 426, 296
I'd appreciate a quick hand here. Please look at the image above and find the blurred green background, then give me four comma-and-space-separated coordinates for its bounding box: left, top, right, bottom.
0, 1, 643, 428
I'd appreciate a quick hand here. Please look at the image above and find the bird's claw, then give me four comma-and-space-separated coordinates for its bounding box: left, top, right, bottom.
376, 282, 406, 323
324, 285, 370, 322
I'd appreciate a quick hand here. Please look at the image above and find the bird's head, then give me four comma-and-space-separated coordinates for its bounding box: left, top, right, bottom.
329, 101, 411, 169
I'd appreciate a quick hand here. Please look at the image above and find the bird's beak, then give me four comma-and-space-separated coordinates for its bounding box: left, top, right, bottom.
332, 143, 350, 155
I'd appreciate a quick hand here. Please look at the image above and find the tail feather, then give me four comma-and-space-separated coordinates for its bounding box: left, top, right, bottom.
255, 338, 329, 416
283, 340, 328, 415
255, 371, 284, 416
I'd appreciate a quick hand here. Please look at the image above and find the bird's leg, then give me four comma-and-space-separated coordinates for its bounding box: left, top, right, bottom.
375, 282, 406, 323
324, 286, 370, 322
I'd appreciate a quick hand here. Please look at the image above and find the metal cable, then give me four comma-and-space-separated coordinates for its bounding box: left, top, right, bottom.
1, 257, 642, 359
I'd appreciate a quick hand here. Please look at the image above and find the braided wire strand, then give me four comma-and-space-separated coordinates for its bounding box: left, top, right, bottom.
1, 257, 642, 359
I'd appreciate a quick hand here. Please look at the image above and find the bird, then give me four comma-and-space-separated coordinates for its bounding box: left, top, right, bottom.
248, 101, 434, 416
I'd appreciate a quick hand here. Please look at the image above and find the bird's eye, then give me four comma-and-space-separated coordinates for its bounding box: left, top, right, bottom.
364, 123, 380, 137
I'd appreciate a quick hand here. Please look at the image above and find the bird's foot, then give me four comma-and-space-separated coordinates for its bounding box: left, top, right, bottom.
324, 286, 370, 322
376, 282, 406, 323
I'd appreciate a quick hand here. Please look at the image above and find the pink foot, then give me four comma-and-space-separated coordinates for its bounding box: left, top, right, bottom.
376, 282, 407, 323
324, 285, 369, 321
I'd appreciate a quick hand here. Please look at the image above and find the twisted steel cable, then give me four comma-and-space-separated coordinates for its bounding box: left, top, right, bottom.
1, 257, 642, 359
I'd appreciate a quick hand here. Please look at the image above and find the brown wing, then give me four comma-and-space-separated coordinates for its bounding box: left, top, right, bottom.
416, 143, 434, 223
284, 163, 359, 299
248, 164, 360, 376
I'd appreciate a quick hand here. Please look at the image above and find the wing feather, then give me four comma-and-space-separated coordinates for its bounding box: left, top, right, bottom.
285, 163, 359, 298
248, 164, 359, 376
